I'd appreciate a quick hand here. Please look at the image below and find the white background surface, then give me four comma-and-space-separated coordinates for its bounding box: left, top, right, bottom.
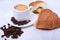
0, 0, 60, 40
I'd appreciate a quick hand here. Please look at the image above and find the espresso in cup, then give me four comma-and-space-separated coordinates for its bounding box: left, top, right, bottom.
14, 4, 28, 11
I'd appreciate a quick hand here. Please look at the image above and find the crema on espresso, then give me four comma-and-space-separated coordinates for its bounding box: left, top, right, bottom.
14, 4, 28, 11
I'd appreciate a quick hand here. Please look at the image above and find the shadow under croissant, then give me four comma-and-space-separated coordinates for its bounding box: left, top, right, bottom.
36, 26, 60, 30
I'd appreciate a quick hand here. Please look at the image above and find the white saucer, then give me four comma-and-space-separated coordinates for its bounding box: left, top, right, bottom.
8, 13, 38, 27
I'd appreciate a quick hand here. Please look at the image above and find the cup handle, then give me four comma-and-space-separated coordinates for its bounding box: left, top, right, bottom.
29, 6, 33, 12
29, 6, 35, 16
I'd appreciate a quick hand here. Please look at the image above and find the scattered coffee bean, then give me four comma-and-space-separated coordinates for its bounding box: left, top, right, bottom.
3, 25, 6, 27
8, 23, 10, 26
11, 17, 31, 25
1, 27, 3, 30
4, 38, 7, 40
0, 24, 24, 40
1, 35, 4, 38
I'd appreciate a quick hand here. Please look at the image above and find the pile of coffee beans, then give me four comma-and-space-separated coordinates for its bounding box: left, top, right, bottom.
0, 24, 24, 40
11, 17, 30, 25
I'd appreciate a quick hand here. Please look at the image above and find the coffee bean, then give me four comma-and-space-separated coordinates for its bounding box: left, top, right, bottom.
6, 34, 10, 38
4, 38, 7, 40
1, 25, 24, 40
3, 25, 6, 27
11, 17, 31, 25
11, 34, 18, 39
8, 23, 10, 26
1, 27, 3, 30
1, 35, 4, 38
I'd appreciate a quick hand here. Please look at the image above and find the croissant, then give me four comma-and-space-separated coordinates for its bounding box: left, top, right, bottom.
34, 9, 59, 30
29, 1, 46, 14
57, 18, 60, 27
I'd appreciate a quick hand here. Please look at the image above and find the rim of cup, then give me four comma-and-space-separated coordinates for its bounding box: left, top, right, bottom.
13, 4, 31, 12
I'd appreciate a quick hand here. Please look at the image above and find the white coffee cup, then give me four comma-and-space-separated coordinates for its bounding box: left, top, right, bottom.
13, 4, 33, 21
